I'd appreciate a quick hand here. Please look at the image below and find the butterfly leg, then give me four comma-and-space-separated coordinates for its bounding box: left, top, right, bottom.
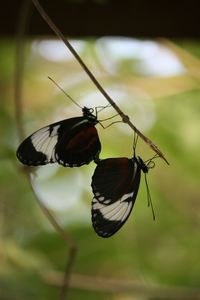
94, 104, 112, 118
99, 120, 123, 129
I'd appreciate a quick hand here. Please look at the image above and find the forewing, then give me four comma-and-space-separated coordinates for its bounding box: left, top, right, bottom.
17, 125, 60, 166
91, 157, 141, 237
16, 116, 85, 166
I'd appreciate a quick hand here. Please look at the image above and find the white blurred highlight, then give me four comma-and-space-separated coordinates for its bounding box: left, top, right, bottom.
96, 37, 185, 77
32, 39, 86, 62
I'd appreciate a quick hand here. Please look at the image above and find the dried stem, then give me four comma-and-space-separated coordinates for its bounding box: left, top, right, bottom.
14, 1, 77, 299
42, 271, 200, 300
14, 0, 31, 141
31, 0, 169, 165
29, 176, 77, 300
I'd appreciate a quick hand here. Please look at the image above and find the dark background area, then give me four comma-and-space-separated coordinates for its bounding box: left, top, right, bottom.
1, 0, 200, 37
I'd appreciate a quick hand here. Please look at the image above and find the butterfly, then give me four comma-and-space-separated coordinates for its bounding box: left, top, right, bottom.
91, 155, 155, 238
16, 106, 101, 167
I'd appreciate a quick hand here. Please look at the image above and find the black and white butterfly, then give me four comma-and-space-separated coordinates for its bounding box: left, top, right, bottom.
91, 155, 155, 238
16, 107, 101, 167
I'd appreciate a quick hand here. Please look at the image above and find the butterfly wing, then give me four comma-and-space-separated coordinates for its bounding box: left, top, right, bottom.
55, 120, 101, 167
16, 121, 62, 166
91, 157, 141, 237
16, 116, 101, 167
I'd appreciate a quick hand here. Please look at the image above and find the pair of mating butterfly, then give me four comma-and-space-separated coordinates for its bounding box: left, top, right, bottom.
16, 105, 156, 238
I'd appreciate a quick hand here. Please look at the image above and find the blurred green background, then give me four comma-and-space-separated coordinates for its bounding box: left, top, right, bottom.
1, 37, 200, 300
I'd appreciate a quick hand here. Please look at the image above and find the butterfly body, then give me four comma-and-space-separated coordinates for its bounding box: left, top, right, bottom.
91, 156, 148, 238
16, 107, 101, 167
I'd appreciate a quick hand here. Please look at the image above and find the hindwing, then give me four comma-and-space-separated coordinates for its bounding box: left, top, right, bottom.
91, 157, 142, 237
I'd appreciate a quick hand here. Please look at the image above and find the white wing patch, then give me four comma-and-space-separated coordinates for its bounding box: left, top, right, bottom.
92, 191, 134, 222
121, 192, 134, 202
31, 125, 60, 162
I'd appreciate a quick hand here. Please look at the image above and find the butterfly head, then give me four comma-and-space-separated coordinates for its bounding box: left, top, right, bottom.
82, 106, 98, 124
137, 156, 149, 173
137, 156, 156, 174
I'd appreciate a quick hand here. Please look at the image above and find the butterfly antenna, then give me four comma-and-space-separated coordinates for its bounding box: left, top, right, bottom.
144, 174, 155, 220
48, 76, 82, 109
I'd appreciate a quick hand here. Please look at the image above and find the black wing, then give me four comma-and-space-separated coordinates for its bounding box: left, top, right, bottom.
55, 120, 101, 167
91, 157, 141, 237
16, 116, 101, 167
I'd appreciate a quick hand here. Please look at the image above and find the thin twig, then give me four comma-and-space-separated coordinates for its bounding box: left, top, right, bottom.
31, 0, 169, 165
14, 0, 31, 140
14, 2, 77, 299
59, 244, 77, 300
29, 175, 77, 300
42, 271, 200, 300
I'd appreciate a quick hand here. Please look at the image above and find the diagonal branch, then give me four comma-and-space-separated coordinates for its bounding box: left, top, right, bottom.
31, 0, 169, 165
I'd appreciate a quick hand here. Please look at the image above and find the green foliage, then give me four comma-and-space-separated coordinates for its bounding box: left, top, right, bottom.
1, 38, 200, 299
